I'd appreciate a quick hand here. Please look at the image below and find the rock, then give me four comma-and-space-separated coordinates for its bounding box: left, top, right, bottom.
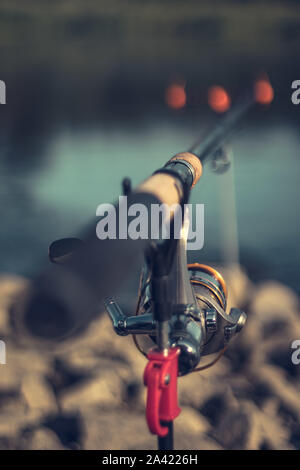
59, 315, 147, 376
18, 427, 65, 450
0, 408, 28, 438
233, 283, 300, 383
251, 281, 299, 319
0, 403, 58, 441
175, 406, 210, 435
179, 369, 236, 412
213, 399, 292, 450
213, 403, 253, 450
20, 373, 58, 418
60, 369, 125, 412
252, 365, 300, 422
6, 345, 52, 377
0, 276, 29, 336
82, 409, 152, 450
175, 433, 222, 451
0, 364, 22, 392
42, 412, 83, 449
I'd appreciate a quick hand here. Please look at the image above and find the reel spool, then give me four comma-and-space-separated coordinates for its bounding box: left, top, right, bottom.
188, 262, 245, 359
188, 263, 227, 312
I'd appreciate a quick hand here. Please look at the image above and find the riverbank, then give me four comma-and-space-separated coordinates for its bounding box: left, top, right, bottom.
0, 265, 299, 449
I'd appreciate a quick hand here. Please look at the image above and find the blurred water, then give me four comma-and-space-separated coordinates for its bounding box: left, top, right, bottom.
0, 119, 299, 292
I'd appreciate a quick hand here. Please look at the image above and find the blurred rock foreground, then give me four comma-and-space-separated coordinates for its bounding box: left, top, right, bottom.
0, 266, 300, 450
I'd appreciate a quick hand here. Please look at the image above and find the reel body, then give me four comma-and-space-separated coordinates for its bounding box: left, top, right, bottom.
105, 262, 246, 376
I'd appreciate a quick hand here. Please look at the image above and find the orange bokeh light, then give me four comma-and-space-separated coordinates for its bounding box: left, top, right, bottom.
254, 79, 274, 105
208, 86, 231, 113
165, 84, 186, 109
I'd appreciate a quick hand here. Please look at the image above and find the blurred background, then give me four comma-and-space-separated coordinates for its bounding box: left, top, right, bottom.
1, 0, 300, 451
0, 0, 299, 290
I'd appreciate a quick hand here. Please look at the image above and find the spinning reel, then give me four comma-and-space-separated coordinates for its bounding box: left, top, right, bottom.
104, 214, 246, 376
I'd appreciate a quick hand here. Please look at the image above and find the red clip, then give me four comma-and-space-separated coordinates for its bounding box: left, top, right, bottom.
143, 347, 181, 437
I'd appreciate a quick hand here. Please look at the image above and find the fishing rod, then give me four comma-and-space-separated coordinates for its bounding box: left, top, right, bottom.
103, 93, 256, 450
13, 87, 258, 341
12, 81, 271, 450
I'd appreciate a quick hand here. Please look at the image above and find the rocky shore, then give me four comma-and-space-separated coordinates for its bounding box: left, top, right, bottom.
0, 266, 300, 450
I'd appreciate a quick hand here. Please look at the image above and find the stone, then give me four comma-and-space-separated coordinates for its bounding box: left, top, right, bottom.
20, 373, 58, 417
18, 427, 65, 450
60, 369, 124, 412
